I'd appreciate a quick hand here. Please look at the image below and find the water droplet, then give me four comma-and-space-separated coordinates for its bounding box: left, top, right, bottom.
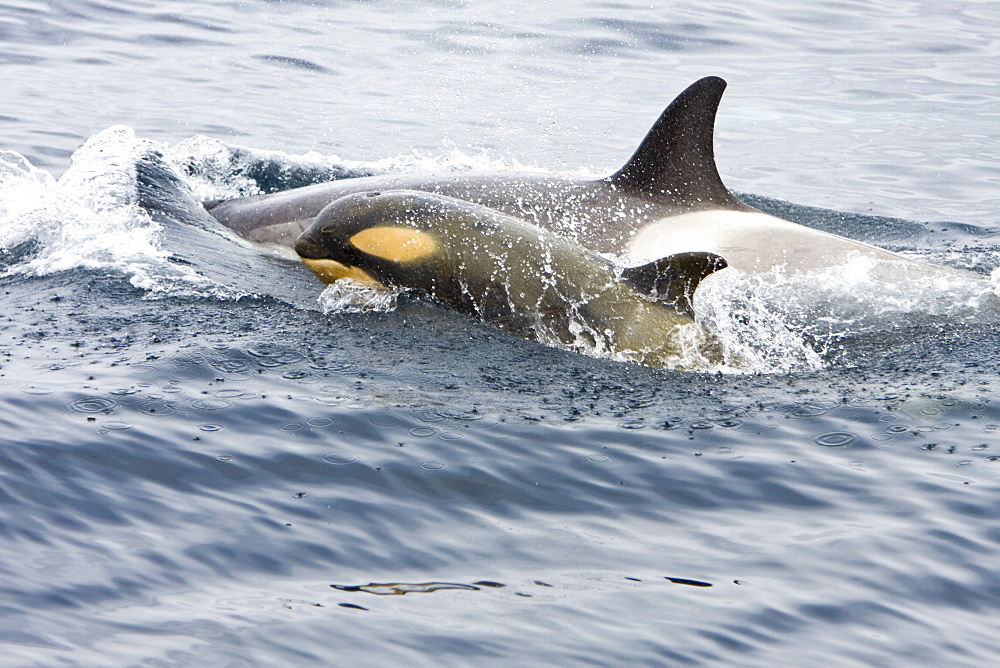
812, 432, 858, 447
322, 453, 359, 465
247, 346, 305, 366
438, 431, 463, 440
408, 427, 437, 437
199, 424, 222, 432
165, 362, 205, 381
786, 405, 829, 419
307, 417, 334, 427
280, 423, 304, 432
68, 397, 117, 413
367, 413, 407, 428
214, 389, 245, 399
102, 421, 133, 430
192, 399, 231, 410
134, 400, 178, 416
211, 359, 252, 374
216, 455, 234, 462
420, 461, 445, 470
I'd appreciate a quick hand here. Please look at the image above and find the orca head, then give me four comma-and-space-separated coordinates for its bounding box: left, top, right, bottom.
295, 191, 444, 287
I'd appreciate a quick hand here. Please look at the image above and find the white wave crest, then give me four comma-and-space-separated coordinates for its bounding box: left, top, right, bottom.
0, 127, 241, 298
695, 255, 1000, 373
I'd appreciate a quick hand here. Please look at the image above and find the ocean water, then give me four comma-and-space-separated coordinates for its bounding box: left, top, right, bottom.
2, 1, 1000, 665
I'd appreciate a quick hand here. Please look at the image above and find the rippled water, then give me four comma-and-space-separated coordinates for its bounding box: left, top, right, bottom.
2, 1, 1000, 665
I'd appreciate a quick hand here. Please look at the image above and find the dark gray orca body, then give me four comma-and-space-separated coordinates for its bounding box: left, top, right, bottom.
206, 76, 970, 279
207, 76, 747, 258
295, 190, 728, 369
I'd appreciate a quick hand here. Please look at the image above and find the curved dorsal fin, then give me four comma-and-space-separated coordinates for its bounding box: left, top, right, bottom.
621, 251, 727, 318
608, 76, 747, 211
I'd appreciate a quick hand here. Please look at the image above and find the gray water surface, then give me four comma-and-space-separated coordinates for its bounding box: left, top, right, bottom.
2, 1, 1000, 665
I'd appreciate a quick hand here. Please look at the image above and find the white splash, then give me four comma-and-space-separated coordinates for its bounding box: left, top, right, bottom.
168, 135, 558, 202
694, 254, 1000, 374
318, 278, 402, 314
1, 128, 161, 272
0, 127, 232, 297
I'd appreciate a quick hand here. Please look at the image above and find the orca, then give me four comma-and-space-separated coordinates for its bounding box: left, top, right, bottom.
206, 76, 970, 279
295, 190, 728, 369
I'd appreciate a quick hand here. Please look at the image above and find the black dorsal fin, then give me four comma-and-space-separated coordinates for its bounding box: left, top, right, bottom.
607, 76, 747, 211
621, 251, 727, 318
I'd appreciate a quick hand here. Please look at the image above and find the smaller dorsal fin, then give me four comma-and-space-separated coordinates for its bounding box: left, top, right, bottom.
607, 76, 747, 212
621, 251, 727, 318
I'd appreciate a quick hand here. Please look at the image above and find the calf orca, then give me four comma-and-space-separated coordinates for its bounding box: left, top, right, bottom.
295, 190, 728, 369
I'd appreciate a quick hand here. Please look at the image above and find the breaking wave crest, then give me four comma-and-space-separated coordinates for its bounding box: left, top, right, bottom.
0, 127, 236, 297
0, 129, 159, 276
696, 255, 1000, 372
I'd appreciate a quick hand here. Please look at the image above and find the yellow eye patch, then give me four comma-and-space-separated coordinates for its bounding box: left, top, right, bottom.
301, 258, 380, 286
349, 227, 437, 262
